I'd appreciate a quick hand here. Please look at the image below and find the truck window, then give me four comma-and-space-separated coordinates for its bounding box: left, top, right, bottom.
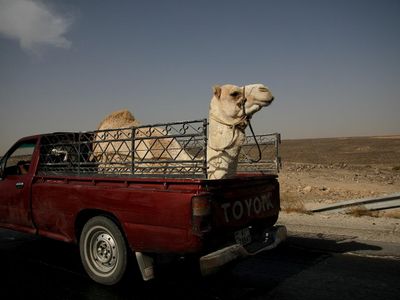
3, 141, 36, 176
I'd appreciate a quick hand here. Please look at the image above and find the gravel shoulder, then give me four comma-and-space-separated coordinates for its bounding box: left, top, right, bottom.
278, 211, 400, 259
278, 211, 400, 244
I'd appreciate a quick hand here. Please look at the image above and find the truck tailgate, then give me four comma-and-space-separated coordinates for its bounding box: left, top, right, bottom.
206, 175, 280, 231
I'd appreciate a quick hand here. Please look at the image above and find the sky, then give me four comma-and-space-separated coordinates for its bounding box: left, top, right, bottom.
0, 0, 399, 155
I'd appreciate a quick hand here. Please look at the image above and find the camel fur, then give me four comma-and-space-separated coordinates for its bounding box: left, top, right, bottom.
207, 83, 274, 179
92, 109, 191, 173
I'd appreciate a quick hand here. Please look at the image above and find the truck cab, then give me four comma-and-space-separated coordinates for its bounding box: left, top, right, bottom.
0, 137, 39, 232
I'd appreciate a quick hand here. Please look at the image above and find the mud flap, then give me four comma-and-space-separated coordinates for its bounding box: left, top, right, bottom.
135, 252, 155, 281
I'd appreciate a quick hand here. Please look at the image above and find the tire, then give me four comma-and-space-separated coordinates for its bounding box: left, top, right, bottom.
79, 216, 128, 285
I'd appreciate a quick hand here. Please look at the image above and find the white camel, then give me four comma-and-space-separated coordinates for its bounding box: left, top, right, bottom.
93, 83, 274, 178
207, 83, 274, 179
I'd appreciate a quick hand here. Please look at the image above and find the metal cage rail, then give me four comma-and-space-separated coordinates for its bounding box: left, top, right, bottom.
38, 119, 280, 179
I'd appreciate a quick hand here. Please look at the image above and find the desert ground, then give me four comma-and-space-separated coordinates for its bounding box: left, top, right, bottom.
278, 135, 400, 217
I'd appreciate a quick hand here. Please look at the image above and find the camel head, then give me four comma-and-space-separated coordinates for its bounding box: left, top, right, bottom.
210, 83, 274, 128
242, 83, 274, 116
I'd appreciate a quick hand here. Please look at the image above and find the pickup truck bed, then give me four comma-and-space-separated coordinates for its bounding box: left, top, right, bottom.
31, 174, 280, 250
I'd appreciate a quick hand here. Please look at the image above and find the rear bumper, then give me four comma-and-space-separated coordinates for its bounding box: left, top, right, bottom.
199, 225, 287, 275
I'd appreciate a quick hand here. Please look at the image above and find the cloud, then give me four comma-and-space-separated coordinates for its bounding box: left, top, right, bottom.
0, 0, 72, 54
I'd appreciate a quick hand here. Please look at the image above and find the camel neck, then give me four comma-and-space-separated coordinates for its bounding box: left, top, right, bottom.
206, 117, 246, 179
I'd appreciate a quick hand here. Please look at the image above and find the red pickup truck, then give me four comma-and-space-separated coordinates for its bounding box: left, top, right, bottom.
0, 119, 286, 285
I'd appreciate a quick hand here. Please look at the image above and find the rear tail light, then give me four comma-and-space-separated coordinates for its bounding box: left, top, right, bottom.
191, 195, 212, 235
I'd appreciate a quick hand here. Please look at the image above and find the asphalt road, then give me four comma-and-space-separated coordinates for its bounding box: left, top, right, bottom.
0, 228, 399, 300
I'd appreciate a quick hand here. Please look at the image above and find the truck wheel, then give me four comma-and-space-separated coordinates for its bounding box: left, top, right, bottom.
79, 216, 128, 285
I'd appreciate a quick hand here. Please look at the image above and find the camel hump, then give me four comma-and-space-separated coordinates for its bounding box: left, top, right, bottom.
97, 109, 140, 130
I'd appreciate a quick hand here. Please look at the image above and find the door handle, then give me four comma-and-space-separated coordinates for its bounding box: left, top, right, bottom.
16, 182, 24, 189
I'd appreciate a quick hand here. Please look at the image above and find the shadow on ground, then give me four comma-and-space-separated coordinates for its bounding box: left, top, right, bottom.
1, 229, 397, 300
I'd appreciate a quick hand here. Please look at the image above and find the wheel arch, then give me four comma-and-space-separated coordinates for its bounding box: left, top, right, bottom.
75, 209, 125, 244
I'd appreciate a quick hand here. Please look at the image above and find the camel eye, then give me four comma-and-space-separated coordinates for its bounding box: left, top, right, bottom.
230, 91, 240, 97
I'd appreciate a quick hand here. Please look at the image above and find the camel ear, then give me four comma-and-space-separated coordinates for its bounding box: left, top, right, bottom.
213, 85, 222, 99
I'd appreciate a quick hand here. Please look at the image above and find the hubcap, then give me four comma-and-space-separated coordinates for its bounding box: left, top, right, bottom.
87, 227, 119, 275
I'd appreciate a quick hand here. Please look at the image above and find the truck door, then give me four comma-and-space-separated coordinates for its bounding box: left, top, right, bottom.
0, 139, 37, 231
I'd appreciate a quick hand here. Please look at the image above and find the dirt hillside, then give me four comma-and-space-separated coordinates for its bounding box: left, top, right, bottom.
278, 135, 400, 216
